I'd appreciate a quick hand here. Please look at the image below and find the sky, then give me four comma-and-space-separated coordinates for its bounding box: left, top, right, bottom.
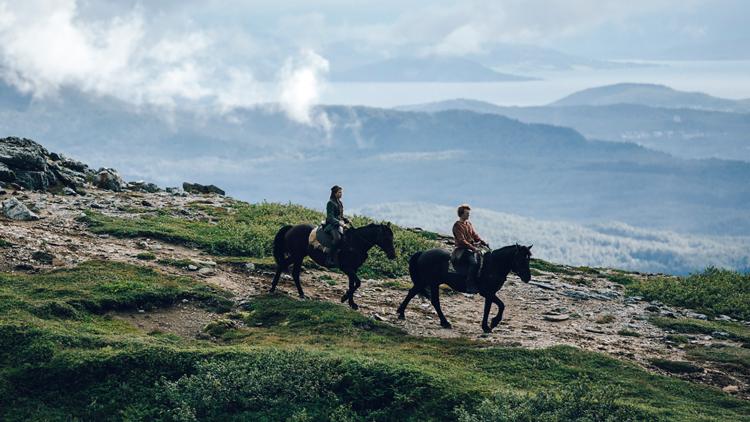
0, 0, 748, 119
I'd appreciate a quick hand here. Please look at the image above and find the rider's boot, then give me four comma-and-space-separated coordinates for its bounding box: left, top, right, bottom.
465, 270, 479, 294
324, 247, 339, 267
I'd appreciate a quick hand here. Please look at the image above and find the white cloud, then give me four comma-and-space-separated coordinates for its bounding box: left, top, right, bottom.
0, 0, 330, 126
278, 49, 332, 132
354, 202, 750, 274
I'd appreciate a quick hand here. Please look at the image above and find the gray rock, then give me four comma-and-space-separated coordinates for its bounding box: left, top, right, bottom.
245, 262, 256, 271
62, 187, 77, 196
712, 331, 730, 339
129, 180, 160, 193
561, 290, 593, 301
2, 197, 39, 220
187, 264, 198, 271
686, 312, 708, 320
543, 314, 570, 322
183, 182, 225, 196
94, 168, 124, 191
529, 281, 556, 290
0, 137, 93, 191
716, 314, 732, 321
0, 162, 15, 182
197, 267, 215, 276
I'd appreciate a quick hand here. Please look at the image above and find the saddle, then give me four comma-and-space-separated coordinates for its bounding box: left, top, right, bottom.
309, 225, 332, 249
450, 248, 485, 276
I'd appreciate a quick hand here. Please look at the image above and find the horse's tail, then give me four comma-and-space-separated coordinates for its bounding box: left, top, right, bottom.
273, 225, 293, 271
408, 252, 430, 298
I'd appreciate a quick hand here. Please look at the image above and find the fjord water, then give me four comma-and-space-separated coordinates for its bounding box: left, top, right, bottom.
320, 60, 750, 107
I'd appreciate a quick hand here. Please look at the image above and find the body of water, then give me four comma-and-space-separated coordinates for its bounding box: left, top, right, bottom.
319, 60, 750, 107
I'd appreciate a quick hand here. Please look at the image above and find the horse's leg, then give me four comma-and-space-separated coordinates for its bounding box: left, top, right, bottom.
347, 273, 362, 310
430, 285, 451, 329
490, 295, 506, 329
397, 287, 419, 319
292, 258, 305, 298
270, 265, 282, 293
481, 296, 493, 333
340, 272, 359, 310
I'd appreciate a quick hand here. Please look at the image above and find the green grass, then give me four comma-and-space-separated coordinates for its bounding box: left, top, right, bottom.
651, 359, 704, 374
157, 257, 199, 268
2, 263, 749, 420
0, 238, 12, 248
135, 252, 156, 261
530, 259, 575, 275
628, 268, 750, 320
0, 260, 233, 317
381, 280, 412, 290
665, 334, 690, 344
82, 201, 439, 278
617, 329, 641, 337
686, 345, 750, 375
650, 317, 750, 343
606, 273, 637, 286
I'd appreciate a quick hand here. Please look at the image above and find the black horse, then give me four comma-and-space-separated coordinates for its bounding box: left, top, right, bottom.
270, 223, 397, 309
397, 244, 532, 333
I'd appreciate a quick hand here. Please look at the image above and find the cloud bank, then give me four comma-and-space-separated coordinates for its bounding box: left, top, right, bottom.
355, 202, 750, 274
0, 0, 330, 128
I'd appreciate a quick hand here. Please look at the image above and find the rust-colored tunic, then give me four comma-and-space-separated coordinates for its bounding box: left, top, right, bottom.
452, 220, 484, 251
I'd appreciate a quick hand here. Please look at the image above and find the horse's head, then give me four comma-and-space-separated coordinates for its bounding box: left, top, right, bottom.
375, 222, 397, 260
512, 244, 533, 282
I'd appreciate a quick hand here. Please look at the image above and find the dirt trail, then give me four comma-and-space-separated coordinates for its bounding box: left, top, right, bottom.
1, 188, 747, 398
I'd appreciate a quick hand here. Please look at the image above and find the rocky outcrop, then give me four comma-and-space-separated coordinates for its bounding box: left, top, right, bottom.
93, 168, 124, 192
0, 137, 92, 191
2, 197, 39, 220
183, 182, 225, 196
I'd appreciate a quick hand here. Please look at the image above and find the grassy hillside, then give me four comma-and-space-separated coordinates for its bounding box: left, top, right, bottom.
83, 200, 439, 278
2, 260, 749, 421
627, 267, 750, 320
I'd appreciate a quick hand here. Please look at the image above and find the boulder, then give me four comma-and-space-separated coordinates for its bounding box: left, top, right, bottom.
0, 137, 93, 190
94, 168, 124, 191
0, 162, 15, 182
2, 197, 39, 220
128, 180, 160, 193
183, 182, 225, 196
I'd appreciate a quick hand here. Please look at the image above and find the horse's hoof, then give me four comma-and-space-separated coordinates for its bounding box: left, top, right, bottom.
440, 321, 452, 329
350, 303, 359, 310
340, 294, 348, 303
482, 325, 492, 333
298, 294, 306, 300
397, 313, 405, 320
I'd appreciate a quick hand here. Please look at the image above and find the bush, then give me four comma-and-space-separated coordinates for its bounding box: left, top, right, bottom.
136, 252, 156, 260
455, 381, 657, 422
628, 268, 750, 320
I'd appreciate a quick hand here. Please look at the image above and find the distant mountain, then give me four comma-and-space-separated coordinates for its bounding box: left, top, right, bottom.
1, 84, 749, 238
466, 44, 653, 72
330, 57, 535, 82
552, 83, 750, 113
396, 96, 750, 162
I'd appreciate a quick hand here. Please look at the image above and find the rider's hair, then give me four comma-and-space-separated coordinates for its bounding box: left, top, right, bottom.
330, 185, 342, 200
457, 204, 471, 217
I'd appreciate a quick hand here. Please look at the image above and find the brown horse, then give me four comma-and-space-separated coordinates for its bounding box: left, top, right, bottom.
269, 223, 397, 309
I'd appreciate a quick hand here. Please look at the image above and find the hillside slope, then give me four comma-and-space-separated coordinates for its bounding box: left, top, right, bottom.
2, 140, 749, 420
